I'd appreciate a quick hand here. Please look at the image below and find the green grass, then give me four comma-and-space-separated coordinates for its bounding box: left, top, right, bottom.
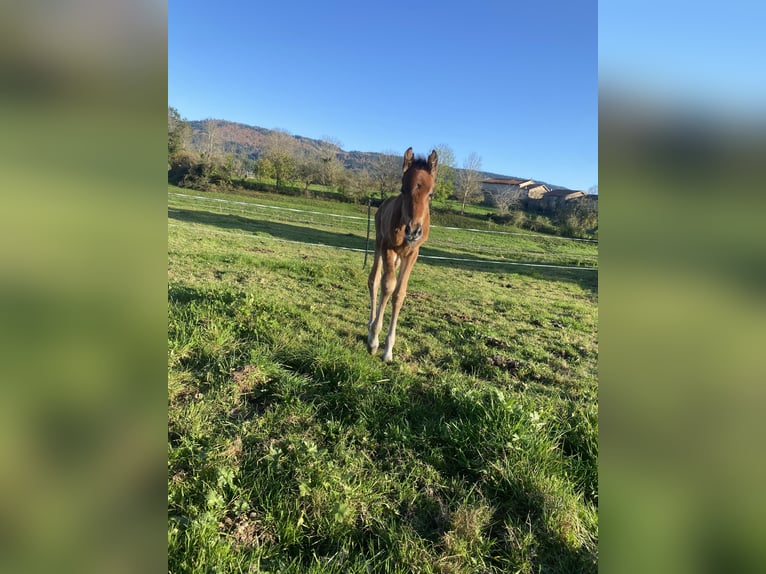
168, 186, 598, 270
168, 186, 598, 572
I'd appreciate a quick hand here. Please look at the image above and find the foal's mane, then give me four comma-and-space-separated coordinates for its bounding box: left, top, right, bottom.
407, 157, 434, 173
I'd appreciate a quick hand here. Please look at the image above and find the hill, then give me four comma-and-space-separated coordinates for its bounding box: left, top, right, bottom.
187, 119, 550, 187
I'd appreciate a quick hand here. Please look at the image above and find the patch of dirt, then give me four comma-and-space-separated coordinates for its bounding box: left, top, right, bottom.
487, 355, 520, 372
229, 365, 273, 421
169, 378, 200, 406
222, 436, 243, 461
170, 470, 186, 485
231, 365, 267, 395
485, 336, 510, 349
442, 311, 478, 324
219, 512, 275, 549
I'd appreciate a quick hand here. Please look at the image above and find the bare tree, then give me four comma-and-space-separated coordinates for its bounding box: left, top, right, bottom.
321, 135, 343, 150
317, 137, 344, 191
456, 152, 483, 215
492, 183, 523, 214
370, 150, 400, 199
202, 118, 219, 157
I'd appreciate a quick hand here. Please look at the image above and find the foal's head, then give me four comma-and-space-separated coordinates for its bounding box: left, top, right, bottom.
400, 147, 438, 244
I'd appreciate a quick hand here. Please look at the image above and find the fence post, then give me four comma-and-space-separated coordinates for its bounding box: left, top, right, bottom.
363, 197, 372, 268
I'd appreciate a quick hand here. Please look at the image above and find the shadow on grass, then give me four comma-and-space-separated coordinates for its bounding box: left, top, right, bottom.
168, 207, 597, 292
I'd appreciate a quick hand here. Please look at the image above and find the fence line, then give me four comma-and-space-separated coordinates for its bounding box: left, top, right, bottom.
168, 221, 597, 272
169, 192, 367, 221
420, 234, 598, 260
169, 192, 599, 243
167, 206, 594, 265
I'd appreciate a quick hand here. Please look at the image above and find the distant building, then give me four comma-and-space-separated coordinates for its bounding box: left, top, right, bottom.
539, 188, 586, 209
481, 177, 594, 212
526, 184, 553, 199
546, 189, 586, 200
481, 177, 526, 195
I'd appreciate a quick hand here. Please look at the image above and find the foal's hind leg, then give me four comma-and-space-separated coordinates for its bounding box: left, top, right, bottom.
368, 250, 397, 354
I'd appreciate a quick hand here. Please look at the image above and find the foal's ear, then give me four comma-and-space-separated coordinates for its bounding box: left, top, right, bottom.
402, 147, 414, 173
427, 149, 439, 178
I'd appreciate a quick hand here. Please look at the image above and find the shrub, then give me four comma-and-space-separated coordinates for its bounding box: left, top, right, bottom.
168, 151, 234, 191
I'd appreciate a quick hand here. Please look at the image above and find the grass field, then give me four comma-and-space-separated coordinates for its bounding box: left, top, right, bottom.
168, 186, 598, 573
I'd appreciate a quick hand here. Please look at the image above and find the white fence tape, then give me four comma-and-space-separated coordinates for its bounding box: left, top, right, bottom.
169, 192, 598, 244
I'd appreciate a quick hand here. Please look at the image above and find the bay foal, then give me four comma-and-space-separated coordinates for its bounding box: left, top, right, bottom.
367, 147, 438, 362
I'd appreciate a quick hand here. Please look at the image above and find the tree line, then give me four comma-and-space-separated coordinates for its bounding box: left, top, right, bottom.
168, 107, 597, 237
168, 108, 486, 211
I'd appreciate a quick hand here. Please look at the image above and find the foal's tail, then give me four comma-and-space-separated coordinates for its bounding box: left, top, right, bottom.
363, 197, 372, 268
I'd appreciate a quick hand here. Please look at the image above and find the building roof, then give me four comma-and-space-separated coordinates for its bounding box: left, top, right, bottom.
545, 188, 580, 197
535, 189, 587, 202
481, 177, 526, 185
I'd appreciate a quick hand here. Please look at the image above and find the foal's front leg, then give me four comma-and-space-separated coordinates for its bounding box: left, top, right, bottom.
368, 250, 396, 354
382, 253, 417, 362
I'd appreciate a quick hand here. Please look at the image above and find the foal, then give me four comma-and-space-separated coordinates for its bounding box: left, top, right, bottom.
367, 147, 438, 362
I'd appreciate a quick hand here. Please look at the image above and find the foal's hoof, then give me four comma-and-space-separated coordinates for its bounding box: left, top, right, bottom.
367, 334, 379, 354
383, 352, 393, 363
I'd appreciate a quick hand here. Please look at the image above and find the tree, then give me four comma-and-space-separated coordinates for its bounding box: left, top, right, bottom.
456, 152, 483, 215
345, 169, 373, 203
254, 156, 275, 182
492, 183, 523, 214
557, 198, 598, 238
168, 149, 200, 185
296, 155, 323, 196
168, 106, 190, 158
321, 135, 343, 150
201, 118, 219, 157
263, 129, 297, 190
318, 137, 344, 191
432, 143, 456, 202
370, 150, 400, 200
320, 154, 344, 191
167, 149, 231, 190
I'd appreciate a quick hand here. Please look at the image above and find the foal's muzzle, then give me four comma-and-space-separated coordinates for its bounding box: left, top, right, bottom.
404, 223, 423, 243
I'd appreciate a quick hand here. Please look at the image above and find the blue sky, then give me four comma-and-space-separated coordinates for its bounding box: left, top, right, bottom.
599, 1, 766, 117
169, 1, 597, 191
